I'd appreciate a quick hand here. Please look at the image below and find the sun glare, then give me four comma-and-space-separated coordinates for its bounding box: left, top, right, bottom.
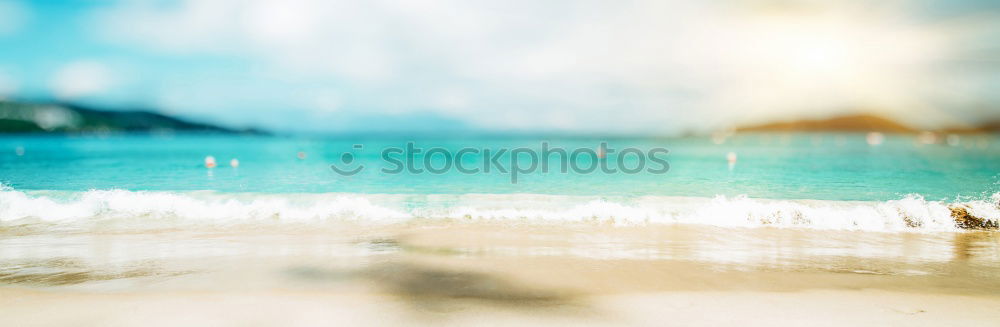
784, 32, 854, 76
711, 10, 944, 121
742, 17, 874, 85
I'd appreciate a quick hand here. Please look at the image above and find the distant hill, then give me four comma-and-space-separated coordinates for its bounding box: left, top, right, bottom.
935, 121, 1000, 134
735, 114, 916, 133
0, 101, 266, 134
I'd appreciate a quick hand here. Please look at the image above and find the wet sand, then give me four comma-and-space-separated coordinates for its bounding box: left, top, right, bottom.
1, 222, 999, 326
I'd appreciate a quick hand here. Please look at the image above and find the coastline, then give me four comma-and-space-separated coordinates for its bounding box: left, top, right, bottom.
2, 187, 998, 233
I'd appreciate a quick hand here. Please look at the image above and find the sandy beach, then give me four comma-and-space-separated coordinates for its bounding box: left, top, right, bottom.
2, 222, 998, 326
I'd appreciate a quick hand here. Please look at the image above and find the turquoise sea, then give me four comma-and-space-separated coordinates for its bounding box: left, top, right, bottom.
4, 132, 1000, 327
1, 133, 998, 232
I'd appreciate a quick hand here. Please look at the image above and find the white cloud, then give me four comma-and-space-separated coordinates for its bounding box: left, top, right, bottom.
242, 0, 323, 46
88, 0, 990, 132
51, 61, 114, 99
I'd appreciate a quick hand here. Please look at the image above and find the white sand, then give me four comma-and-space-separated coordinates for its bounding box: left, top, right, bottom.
1, 222, 998, 326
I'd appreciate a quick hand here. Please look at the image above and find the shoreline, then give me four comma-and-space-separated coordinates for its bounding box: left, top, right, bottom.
1, 220, 998, 325
2, 188, 998, 233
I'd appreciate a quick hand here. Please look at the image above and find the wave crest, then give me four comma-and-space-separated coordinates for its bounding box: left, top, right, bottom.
1, 187, 997, 232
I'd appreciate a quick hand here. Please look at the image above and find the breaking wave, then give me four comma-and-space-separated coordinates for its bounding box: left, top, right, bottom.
0, 185, 997, 232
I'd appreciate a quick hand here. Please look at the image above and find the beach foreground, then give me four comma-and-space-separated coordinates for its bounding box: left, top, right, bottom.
2, 222, 998, 326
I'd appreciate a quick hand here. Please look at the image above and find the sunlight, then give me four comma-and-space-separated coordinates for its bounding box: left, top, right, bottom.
708, 10, 945, 121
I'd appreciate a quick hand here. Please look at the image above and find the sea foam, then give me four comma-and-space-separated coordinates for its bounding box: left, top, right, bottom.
0, 186, 997, 232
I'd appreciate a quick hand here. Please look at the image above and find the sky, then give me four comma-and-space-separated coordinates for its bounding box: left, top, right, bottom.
0, 0, 998, 134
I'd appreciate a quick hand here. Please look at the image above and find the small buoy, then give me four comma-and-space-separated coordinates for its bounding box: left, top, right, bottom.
917, 131, 937, 145
946, 134, 960, 147
204, 156, 217, 168
866, 132, 884, 146
297, 151, 307, 160
14, 146, 24, 156
230, 158, 240, 168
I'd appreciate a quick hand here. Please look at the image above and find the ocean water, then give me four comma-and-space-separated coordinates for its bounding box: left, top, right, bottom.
4, 133, 1000, 326
1, 133, 998, 232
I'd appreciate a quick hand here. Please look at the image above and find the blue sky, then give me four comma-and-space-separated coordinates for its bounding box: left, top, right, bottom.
0, 0, 998, 134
